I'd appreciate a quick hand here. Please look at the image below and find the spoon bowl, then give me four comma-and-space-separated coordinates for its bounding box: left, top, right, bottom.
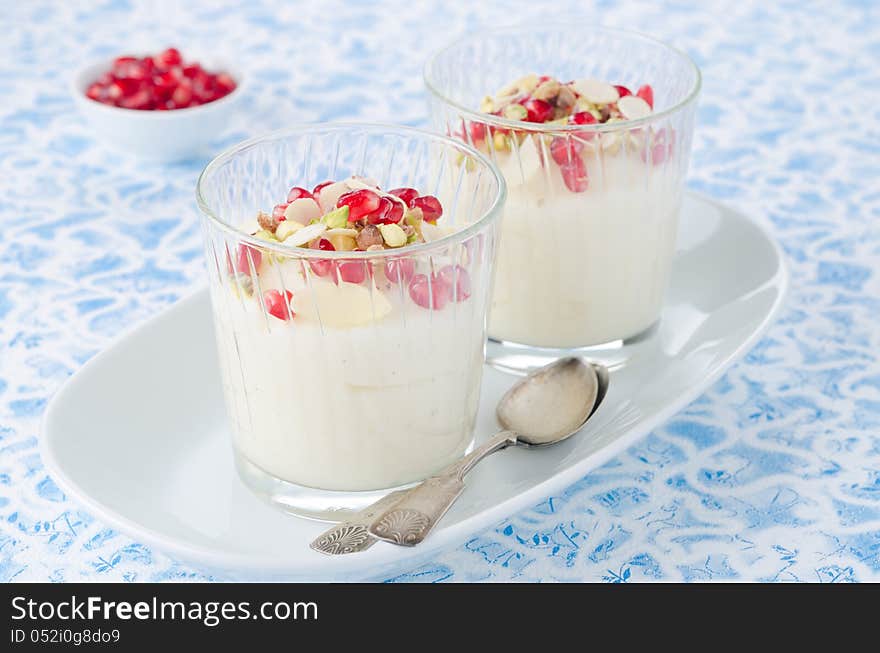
496, 357, 599, 446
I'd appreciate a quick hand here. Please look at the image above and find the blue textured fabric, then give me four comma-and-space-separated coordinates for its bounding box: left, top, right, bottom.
1, 0, 878, 582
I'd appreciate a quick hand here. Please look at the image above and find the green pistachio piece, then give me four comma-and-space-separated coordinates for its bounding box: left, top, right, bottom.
502, 104, 528, 120
253, 229, 277, 242
378, 223, 407, 248
321, 205, 350, 229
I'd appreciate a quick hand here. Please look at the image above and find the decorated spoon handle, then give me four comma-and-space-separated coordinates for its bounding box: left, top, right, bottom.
368, 430, 518, 546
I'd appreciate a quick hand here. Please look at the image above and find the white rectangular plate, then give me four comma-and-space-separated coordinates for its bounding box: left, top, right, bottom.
42, 193, 787, 580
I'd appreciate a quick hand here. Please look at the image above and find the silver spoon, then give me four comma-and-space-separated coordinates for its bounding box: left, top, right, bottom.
368, 358, 606, 547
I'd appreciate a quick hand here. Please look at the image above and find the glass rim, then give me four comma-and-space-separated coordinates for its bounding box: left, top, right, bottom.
423, 24, 702, 134
196, 122, 507, 260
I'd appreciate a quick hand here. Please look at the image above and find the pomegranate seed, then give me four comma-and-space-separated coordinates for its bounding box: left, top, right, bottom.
108, 78, 139, 99
215, 72, 236, 93
152, 70, 178, 99
408, 273, 450, 310
411, 195, 442, 223
112, 56, 138, 72
263, 289, 294, 321
364, 197, 393, 225
309, 238, 336, 278
171, 79, 193, 107
337, 188, 382, 222
182, 63, 201, 78
235, 244, 262, 275
338, 261, 367, 284
614, 85, 632, 98
550, 137, 584, 165
560, 157, 589, 192
85, 83, 103, 101
154, 47, 182, 70
272, 204, 289, 221
286, 186, 314, 203
388, 188, 419, 206
435, 265, 471, 302
570, 111, 597, 125
119, 89, 154, 110
468, 121, 488, 143
641, 127, 675, 165
384, 258, 415, 284
636, 84, 654, 109
522, 98, 553, 123
312, 181, 333, 195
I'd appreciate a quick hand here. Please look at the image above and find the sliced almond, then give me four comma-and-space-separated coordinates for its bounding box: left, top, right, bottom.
284, 198, 322, 225
285, 222, 327, 247
531, 79, 561, 101
617, 95, 652, 120
275, 220, 304, 242
570, 78, 619, 105
316, 181, 351, 213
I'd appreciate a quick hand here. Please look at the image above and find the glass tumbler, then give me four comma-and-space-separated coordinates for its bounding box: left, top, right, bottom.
196, 124, 505, 520
425, 26, 700, 367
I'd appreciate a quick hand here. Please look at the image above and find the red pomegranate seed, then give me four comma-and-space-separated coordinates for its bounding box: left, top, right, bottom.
263, 289, 294, 321
570, 111, 597, 125
641, 127, 675, 165
119, 89, 154, 110
152, 70, 178, 99
312, 181, 333, 195
522, 98, 553, 123
384, 258, 415, 284
550, 137, 584, 165
469, 121, 488, 143
411, 195, 442, 223
337, 189, 382, 222
215, 72, 236, 94
112, 56, 138, 72
338, 261, 367, 284
435, 265, 471, 302
408, 273, 451, 310
108, 78, 139, 99
286, 187, 314, 203
85, 83, 103, 101
560, 157, 589, 192
267, 290, 294, 319
171, 79, 193, 107
154, 47, 182, 70
235, 244, 262, 275
309, 238, 336, 278
636, 84, 654, 109
614, 85, 632, 98
388, 188, 419, 206
272, 204, 289, 221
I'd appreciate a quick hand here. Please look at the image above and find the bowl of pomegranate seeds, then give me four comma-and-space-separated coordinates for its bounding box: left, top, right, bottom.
72, 47, 244, 161
425, 25, 700, 357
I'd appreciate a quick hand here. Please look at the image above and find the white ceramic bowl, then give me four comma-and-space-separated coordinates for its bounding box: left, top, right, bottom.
71, 54, 246, 162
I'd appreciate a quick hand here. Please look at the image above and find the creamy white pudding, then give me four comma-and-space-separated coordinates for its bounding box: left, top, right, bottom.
209, 176, 486, 492
465, 75, 681, 348
489, 138, 680, 347
212, 272, 483, 491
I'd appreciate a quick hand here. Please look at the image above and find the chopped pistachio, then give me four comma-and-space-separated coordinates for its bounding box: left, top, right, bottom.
480, 96, 495, 113
378, 223, 407, 248
321, 205, 350, 229
502, 104, 528, 120
253, 229, 277, 242
493, 132, 509, 151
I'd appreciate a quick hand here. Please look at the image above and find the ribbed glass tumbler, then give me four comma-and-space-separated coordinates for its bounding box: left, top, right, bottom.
196, 124, 505, 520
425, 26, 700, 368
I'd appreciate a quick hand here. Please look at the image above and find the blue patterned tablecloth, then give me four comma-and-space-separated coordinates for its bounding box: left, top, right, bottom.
1, 0, 878, 583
